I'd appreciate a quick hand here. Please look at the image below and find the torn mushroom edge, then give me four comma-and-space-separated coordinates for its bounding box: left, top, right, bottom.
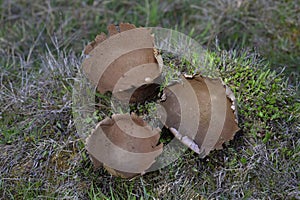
84, 23, 137, 55
220, 80, 239, 124
164, 74, 240, 155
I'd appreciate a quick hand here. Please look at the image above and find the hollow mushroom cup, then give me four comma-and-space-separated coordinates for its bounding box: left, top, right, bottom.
159, 75, 240, 157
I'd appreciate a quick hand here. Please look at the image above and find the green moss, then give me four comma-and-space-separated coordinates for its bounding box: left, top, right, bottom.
204, 50, 299, 140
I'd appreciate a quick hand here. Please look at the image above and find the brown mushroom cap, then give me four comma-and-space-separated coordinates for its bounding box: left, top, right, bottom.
82, 24, 162, 102
159, 75, 239, 156
85, 113, 163, 178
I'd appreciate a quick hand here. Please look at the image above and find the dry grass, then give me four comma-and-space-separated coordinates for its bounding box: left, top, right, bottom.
0, 0, 299, 199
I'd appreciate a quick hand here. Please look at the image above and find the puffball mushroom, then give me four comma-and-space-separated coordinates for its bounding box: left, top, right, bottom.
81, 23, 239, 178
86, 113, 163, 178
159, 75, 239, 156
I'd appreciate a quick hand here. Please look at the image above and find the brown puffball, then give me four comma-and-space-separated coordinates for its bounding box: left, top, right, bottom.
159, 75, 239, 156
